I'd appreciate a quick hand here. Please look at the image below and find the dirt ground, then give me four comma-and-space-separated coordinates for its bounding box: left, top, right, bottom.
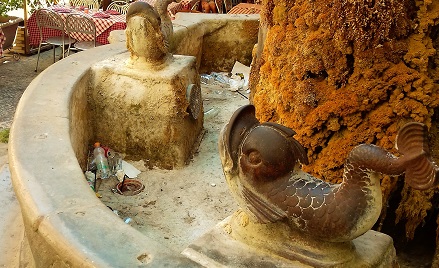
1, 47, 249, 253
0, 47, 61, 267
97, 82, 248, 252
0, 47, 56, 181
0, 47, 55, 128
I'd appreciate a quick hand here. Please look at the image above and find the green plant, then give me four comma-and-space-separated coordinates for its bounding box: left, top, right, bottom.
0, 128, 10, 143
27, 0, 58, 15
0, 0, 62, 18
0, 0, 23, 17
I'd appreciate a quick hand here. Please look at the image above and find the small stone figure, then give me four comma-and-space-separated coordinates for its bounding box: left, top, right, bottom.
154, 0, 174, 49
92, 0, 202, 169
219, 105, 439, 242
125, 1, 171, 66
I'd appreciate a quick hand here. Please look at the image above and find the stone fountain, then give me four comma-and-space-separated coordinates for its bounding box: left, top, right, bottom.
8, 1, 437, 267
7, 5, 258, 266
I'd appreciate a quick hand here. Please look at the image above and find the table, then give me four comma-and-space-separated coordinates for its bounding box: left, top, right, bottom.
27, 7, 127, 46
27, 1, 199, 46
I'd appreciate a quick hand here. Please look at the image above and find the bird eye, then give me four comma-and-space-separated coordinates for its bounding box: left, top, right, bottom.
248, 151, 262, 165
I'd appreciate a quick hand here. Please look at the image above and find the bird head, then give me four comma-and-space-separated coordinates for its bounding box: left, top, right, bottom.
125, 2, 169, 64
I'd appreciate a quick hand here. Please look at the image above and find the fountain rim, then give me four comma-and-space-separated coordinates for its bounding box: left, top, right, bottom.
8, 13, 260, 267
9, 43, 177, 267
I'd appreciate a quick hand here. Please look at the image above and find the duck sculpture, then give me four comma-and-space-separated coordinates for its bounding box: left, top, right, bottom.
125, 1, 171, 65
219, 105, 439, 242
154, 0, 174, 49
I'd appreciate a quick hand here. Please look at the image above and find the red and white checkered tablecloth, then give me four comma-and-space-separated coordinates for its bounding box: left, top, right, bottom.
71, 13, 126, 42
27, 0, 200, 47
0, 28, 5, 57
27, 7, 127, 46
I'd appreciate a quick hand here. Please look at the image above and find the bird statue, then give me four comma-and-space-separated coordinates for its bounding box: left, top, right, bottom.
154, 0, 174, 50
125, 2, 170, 65
219, 105, 439, 242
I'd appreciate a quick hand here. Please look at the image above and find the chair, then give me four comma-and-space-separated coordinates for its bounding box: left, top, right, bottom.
106, 1, 130, 14
70, 0, 100, 10
224, 0, 240, 12
65, 13, 104, 54
191, 1, 200, 11
0, 17, 22, 62
34, 8, 75, 72
215, 0, 224, 13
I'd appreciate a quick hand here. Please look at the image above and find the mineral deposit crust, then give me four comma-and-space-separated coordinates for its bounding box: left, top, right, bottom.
250, 0, 439, 252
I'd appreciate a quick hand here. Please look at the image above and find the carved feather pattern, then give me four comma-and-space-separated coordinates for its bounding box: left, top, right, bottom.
395, 122, 439, 190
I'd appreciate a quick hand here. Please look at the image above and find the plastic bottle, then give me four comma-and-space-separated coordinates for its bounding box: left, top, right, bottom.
93, 142, 110, 179
211, 72, 229, 84
200, 74, 214, 84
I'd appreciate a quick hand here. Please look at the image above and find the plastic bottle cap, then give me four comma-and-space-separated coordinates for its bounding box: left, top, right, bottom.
94, 142, 101, 148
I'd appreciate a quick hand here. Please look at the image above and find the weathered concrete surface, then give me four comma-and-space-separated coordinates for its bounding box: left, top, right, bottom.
10, 42, 202, 267
8, 14, 259, 266
0, 47, 73, 268
174, 13, 259, 73
183, 214, 397, 267
90, 54, 203, 169
109, 13, 260, 73
0, 163, 24, 268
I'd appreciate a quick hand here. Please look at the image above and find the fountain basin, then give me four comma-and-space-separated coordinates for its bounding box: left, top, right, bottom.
9, 13, 258, 267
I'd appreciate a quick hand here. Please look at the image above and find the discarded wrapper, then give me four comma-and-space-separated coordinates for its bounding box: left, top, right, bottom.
122, 160, 141, 178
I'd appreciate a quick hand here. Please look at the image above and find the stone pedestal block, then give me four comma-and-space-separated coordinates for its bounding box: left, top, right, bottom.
90, 54, 203, 169
182, 214, 397, 267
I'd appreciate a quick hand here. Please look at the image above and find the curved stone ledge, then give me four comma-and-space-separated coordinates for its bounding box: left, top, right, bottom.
9, 14, 259, 267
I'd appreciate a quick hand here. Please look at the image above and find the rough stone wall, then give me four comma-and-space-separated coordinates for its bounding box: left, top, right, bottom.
200, 20, 259, 73
250, 0, 439, 245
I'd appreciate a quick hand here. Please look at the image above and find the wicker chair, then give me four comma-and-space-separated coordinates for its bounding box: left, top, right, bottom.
34, 8, 75, 72
106, 1, 130, 14
65, 13, 104, 54
215, 0, 224, 13
224, 0, 241, 12
70, 0, 100, 10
